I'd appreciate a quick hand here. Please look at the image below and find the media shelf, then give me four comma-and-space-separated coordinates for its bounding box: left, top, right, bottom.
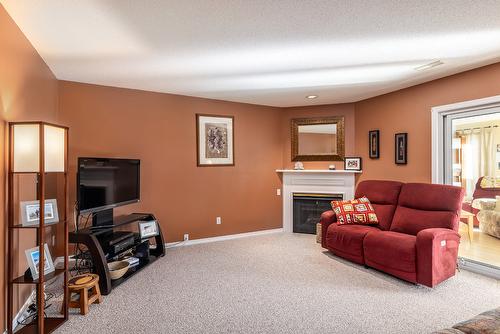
14, 317, 66, 334
69, 213, 165, 295
110, 255, 159, 288
12, 269, 65, 285
11, 220, 67, 229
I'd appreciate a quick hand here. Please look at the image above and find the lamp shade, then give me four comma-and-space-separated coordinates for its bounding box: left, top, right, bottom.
12, 123, 66, 173
44, 125, 65, 172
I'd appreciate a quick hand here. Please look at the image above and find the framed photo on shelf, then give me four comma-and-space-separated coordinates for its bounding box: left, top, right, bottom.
139, 220, 159, 239
369, 130, 380, 159
344, 157, 362, 171
20, 199, 59, 227
395, 133, 408, 165
196, 114, 234, 166
25, 243, 55, 280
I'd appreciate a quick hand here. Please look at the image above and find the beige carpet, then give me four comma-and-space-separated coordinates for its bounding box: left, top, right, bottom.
56, 233, 500, 334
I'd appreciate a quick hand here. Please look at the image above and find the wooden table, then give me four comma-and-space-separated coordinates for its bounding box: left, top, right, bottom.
460, 210, 475, 243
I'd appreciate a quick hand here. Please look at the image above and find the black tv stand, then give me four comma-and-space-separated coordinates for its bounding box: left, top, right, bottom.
69, 212, 165, 295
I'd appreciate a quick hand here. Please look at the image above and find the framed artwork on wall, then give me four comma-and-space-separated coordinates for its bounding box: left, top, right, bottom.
196, 114, 234, 166
395, 133, 408, 165
369, 130, 380, 159
344, 157, 362, 171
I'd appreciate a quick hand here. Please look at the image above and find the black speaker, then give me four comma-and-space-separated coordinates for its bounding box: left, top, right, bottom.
92, 208, 113, 227
135, 240, 150, 259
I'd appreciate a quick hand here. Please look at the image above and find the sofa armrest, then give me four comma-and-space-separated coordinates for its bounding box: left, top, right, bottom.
320, 210, 337, 248
416, 228, 461, 287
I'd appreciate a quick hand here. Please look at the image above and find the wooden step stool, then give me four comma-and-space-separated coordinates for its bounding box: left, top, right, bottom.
67, 274, 102, 315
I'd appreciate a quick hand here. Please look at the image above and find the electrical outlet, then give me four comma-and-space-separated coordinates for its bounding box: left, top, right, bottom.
216, 217, 222, 225
276, 189, 281, 196
183, 234, 189, 241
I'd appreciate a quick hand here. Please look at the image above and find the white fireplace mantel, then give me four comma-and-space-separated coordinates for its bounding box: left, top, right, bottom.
276, 169, 360, 232
276, 169, 362, 174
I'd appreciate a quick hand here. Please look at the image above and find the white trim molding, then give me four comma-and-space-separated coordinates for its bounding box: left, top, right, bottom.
431, 94, 500, 184
165, 228, 283, 248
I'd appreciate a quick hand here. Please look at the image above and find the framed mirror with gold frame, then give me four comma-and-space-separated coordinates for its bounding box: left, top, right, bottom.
291, 116, 345, 161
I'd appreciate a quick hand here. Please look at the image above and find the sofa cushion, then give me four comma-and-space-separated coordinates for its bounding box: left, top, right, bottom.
355, 180, 403, 231
325, 224, 381, 264
364, 231, 417, 274
390, 183, 464, 235
331, 197, 378, 225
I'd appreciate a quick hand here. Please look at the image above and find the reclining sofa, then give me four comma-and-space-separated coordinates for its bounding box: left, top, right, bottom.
320, 180, 464, 287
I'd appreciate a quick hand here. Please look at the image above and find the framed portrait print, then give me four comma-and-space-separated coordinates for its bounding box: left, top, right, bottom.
369, 130, 380, 159
25, 243, 55, 280
395, 133, 408, 165
139, 220, 159, 239
196, 114, 234, 166
20, 199, 59, 227
344, 157, 362, 171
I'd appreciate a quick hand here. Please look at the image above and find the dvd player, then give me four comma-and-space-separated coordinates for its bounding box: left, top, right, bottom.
97, 231, 136, 256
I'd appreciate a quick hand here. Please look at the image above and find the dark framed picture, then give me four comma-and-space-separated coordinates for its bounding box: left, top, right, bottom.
369, 130, 380, 159
344, 157, 362, 171
196, 114, 234, 166
395, 133, 408, 165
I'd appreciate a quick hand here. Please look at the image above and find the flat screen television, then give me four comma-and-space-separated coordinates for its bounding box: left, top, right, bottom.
77, 157, 140, 214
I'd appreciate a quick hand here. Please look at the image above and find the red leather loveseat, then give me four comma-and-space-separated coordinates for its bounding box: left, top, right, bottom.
321, 180, 465, 287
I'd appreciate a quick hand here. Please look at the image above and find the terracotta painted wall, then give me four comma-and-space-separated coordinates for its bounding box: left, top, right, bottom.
0, 5, 59, 332
281, 104, 356, 170
355, 63, 500, 183
58, 81, 284, 242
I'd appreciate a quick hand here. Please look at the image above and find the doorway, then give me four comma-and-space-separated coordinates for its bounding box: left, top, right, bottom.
432, 95, 500, 278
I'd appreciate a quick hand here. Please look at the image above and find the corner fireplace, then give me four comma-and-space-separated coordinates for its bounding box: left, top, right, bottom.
293, 193, 343, 234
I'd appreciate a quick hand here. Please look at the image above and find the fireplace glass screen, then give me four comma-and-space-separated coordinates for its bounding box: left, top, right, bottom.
293, 193, 343, 234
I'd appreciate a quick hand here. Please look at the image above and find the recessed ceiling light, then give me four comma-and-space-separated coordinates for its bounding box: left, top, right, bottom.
414, 60, 444, 71
306, 95, 318, 99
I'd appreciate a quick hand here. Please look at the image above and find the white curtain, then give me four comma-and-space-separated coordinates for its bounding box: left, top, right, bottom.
462, 127, 496, 198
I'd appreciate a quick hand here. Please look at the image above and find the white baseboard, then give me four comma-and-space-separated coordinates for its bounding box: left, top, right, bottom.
12, 290, 36, 331
165, 228, 283, 248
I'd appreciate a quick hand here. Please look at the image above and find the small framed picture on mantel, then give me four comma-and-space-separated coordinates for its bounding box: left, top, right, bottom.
344, 157, 362, 171
196, 114, 234, 166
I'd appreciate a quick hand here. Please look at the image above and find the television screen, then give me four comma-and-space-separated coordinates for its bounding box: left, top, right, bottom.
77, 157, 140, 213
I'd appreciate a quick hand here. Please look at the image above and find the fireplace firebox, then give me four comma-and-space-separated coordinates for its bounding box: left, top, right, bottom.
292, 193, 343, 234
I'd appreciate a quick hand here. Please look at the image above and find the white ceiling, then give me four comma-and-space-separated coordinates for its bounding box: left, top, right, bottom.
3, 0, 500, 107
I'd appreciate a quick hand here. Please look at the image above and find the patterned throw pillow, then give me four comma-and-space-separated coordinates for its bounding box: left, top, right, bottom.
331, 197, 379, 225
480, 176, 500, 188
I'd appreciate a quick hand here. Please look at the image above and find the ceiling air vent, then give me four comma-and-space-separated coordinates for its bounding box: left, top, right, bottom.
414, 60, 444, 71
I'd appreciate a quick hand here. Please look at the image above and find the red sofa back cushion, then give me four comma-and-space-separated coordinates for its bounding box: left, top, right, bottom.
355, 180, 403, 230
390, 183, 465, 235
